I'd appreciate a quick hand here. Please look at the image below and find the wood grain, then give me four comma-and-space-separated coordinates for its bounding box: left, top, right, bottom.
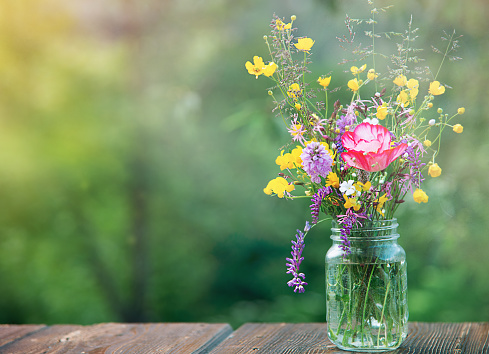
0, 325, 45, 346
0, 322, 232, 354
1, 322, 488, 353
210, 322, 489, 353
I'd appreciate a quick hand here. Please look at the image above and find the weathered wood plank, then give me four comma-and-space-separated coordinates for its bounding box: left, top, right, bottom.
209, 323, 335, 353
210, 322, 489, 353
399, 322, 489, 354
0, 323, 233, 354
0, 325, 46, 347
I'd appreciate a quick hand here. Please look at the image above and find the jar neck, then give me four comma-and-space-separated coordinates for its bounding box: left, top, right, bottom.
331, 218, 399, 241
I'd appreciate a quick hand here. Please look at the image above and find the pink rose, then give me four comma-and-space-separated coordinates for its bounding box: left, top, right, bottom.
341, 122, 407, 172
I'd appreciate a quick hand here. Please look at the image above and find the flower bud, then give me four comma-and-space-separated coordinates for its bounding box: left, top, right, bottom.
291, 15, 297, 21
437, 108, 443, 114
429, 119, 436, 126
268, 90, 273, 96
423, 140, 432, 147
453, 124, 463, 134
427, 103, 433, 108
263, 35, 267, 40
458, 107, 465, 115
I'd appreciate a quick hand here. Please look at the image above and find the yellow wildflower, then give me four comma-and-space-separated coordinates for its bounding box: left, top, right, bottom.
291, 146, 303, 167
262, 62, 278, 77
294, 37, 315, 52
458, 107, 465, 115
413, 188, 429, 203
428, 163, 442, 178
317, 76, 331, 87
407, 79, 419, 101
375, 193, 389, 215
326, 172, 340, 188
393, 74, 407, 87
344, 195, 361, 211
263, 177, 295, 198
376, 105, 388, 120
453, 124, 463, 133
357, 181, 371, 192
245, 56, 265, 78
276, 19, 292, 31
295, 103, 301, 110
348, 78, 360, 92
423, 140, 432, 147
287, 83, 302, 99
367, 69, 378, 80
350, 64, 367, 75
429, 81, 445, 95
275, 150, 293, 170
396, 90, 409, 105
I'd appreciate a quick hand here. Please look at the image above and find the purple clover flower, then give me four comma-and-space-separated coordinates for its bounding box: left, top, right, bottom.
286, 229, 307, 293
310, 186, 331, 224
300, 141, 333, 183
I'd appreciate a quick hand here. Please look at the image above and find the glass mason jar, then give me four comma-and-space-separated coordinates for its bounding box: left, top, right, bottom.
325, 218, 408, 352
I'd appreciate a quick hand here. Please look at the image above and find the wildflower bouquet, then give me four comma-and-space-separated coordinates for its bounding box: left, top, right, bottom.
245, 5, 464, 351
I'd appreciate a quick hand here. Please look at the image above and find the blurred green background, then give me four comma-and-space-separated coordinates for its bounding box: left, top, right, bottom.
0, 0, 487, 327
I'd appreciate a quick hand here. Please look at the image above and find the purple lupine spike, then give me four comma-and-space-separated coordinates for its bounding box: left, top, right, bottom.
286, 229, 308, 293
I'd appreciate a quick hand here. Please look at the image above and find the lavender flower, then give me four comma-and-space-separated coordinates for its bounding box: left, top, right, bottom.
286, 230, 308, 293
310, 186, 331, 224
300, 141, 333, 183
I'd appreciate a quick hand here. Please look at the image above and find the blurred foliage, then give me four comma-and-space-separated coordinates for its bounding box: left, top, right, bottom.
0, 0, 487, 328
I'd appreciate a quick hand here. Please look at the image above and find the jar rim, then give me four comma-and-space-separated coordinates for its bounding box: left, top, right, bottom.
330, 218, 399, 240
331, 218, 397, 229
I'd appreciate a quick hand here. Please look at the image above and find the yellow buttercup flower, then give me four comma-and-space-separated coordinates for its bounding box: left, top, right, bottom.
351, 64, 367, 75
428, 163, 442, 178
429, 81, 445, 95
453, 124, 463, 133
348, 78, 360, 92
295, 103, 301, 110
413, 188, 429, 203
245, 56, 265, 79
367, 69, 378, 80
294, 37, 315, 52
262, 62, 278, 77
317, 76, 331, 87
376, 105, 388, 120
396, 90, 409, 105
407, 79, 419, 101
393, 74, 407, 87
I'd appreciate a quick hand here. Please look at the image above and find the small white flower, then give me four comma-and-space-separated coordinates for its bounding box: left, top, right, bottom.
429, 119, 436, 126
339, 180, 356, 196
363, 117, 379, 125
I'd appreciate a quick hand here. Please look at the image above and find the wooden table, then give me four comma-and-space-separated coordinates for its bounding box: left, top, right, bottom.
0, 322, 488, 353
